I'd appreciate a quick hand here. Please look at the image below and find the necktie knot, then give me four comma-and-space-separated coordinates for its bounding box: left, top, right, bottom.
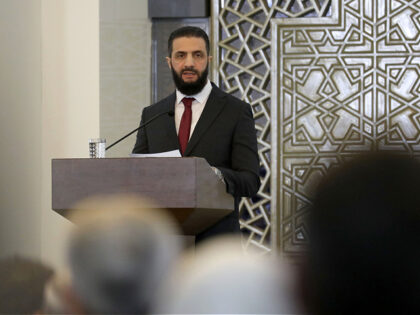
182, 97, 194, 108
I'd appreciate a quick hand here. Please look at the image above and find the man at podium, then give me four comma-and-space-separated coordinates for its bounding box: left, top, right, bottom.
132, 26, 260, 241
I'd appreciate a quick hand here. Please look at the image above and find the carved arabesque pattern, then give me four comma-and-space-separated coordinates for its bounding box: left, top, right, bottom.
272, 0, 420, 254
212, 0, 332, 253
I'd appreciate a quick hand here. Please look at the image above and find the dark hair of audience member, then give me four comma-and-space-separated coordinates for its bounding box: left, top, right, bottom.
301, 153, 420, 315
0, 256, 54, 314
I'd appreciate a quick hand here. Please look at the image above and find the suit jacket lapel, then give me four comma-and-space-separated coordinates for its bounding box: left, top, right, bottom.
162, 92, 180, 150
184, 86, 227, 156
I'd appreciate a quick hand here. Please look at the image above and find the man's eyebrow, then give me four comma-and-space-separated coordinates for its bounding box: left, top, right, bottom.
174, 49, 205, 53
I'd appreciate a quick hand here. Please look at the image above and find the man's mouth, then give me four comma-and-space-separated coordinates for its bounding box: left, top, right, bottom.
182, 70, 198, 80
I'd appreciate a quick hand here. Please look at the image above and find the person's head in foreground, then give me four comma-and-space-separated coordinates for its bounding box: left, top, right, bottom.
156, 236, 299, 314
0, 256, 54, 314
42, 270, 87, 314
300, 152, 420, 315
67, 194, 181, 314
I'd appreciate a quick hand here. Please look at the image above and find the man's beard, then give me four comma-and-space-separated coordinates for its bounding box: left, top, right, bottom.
171, 63, 209, 95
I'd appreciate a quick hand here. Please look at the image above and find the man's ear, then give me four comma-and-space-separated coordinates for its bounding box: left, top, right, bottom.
166, 57, 171, 69
208, 55, 213, 62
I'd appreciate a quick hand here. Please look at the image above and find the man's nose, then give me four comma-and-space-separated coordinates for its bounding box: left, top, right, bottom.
185, 53, 194, 66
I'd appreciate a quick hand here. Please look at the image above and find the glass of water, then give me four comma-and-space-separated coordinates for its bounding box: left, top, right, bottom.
89, 138, 106, 158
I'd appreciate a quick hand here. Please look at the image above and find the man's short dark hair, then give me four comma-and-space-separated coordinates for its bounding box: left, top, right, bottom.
168, 26, 210, 57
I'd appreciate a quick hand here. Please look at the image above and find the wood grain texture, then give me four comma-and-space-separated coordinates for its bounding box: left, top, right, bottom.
52, 157, 233, 235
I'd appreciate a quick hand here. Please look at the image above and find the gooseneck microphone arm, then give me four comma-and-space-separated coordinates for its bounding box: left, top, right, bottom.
106, 110, 174, 151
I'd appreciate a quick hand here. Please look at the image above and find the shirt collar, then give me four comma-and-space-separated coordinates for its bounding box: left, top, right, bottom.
176, 80, 212, 105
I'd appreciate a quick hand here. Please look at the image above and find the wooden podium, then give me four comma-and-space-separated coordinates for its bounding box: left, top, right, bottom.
51, 157, 234, 235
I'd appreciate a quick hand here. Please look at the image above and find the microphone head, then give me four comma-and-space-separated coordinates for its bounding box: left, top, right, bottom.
168, 110, 175, 117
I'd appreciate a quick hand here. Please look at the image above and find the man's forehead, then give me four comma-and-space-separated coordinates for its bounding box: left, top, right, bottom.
172, 36, 207, 52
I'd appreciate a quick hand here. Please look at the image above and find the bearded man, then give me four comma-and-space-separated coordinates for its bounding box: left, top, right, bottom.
132, 26, 260, 241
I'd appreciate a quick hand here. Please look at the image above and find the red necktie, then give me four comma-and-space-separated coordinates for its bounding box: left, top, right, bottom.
178, 97, 194, 156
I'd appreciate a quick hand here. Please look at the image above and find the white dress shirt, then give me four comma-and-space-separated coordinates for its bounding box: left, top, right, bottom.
175, 80, 212, 139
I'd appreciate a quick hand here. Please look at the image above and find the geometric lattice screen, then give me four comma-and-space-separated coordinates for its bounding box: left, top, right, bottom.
272, 0, 420, 255
213, 0, 333, 253
214, 0, 420, 255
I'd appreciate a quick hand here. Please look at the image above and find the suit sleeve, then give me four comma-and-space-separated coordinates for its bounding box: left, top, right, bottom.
132, 107, 149, 154
218, 103, 260, 198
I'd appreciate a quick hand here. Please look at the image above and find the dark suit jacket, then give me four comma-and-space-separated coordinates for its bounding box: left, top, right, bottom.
133, 83, 260, 241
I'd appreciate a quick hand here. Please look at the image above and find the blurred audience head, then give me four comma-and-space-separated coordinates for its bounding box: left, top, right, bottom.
0, 256, 54, 314
156, 236, 299, 314
42, 270, 83, 314
67, 194, 181, 314
301, 152, 420, 314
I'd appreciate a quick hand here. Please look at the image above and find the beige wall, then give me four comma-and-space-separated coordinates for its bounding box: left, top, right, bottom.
0, 0, 150, 268
41, 0, 100, 267
100, 0, 151, 157
0, 0, 42, 259
0, 0, 99, 266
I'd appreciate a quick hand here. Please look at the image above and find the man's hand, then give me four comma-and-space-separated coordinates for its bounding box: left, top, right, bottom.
211, 167, 225, 184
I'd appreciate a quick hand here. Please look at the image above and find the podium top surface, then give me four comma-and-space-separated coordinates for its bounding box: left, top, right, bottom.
51, 157, 234, 235
52, 157, 234, 212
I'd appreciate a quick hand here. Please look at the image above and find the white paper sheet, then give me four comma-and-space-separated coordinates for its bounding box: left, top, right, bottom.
130, 150, 181, 158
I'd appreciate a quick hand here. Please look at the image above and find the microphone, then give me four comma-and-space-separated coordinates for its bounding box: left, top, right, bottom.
106, 110, 174, 151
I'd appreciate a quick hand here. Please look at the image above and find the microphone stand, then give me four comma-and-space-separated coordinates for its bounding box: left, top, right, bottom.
106, 110, 174, 151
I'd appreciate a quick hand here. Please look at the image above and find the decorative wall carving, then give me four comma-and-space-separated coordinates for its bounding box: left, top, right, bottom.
214, 0, 420, 254
272, 0, 420, 254
213, 0, 332, 253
